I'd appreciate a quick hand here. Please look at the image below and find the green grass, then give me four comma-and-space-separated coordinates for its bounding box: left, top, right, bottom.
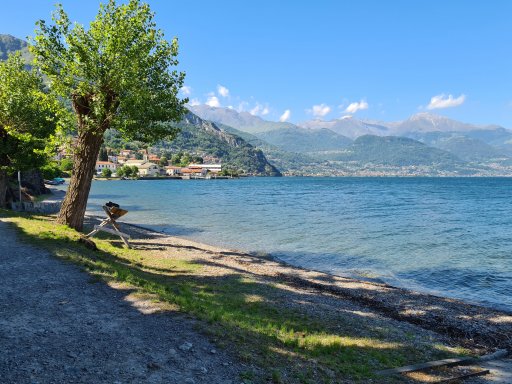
0, 210, 466, 383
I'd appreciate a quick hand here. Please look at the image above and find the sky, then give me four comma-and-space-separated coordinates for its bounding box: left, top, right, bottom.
2, 0, 512, 127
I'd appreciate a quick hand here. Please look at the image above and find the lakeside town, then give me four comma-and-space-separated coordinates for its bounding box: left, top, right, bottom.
88, 149, 229, 180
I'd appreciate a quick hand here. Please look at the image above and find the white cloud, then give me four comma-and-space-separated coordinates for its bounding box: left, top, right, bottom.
279, 109, 291, 122
188, 98, 200, 106
308, 103, 331, 117
206, 96, 221, 108
237, 101, 249, 112
250, 105, 260, 116
427, 94, 466, 110
249, 103, 270, 116
341, 115, 352, 119
344, 100, 369, 114
180, 86, 192, 96
217, 85, 230, 98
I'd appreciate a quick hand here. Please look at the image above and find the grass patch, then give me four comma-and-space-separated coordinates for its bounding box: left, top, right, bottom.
0, 210, 466, 383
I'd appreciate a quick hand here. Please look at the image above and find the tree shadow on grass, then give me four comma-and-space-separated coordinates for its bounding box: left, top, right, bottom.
82, 214, 512, 354
0, 213, 468, 383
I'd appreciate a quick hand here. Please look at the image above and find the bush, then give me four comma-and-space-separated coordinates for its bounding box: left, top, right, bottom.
40, 163, 62, 179
60, 158, 73, 172
101, 168, 112, 178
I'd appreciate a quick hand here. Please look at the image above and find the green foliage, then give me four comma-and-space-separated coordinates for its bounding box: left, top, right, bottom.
40, 163, 62, 179
116, 165, 131, 177
0, 53, 58, 173
171, 152, 182, 165
219, 168, 239, 177
117, 164, 139, 178
158, 156, 168, 167
99, 147, 108, 162
59, 158, 73, 172
30, 0, 188, 144
101, 168, 112, 178
134, 152, 143, 160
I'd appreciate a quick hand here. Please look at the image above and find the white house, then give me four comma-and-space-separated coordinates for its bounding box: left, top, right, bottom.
137, 162, 161, 176
123, 159, 147, 167
188, 163, 222, 174
165, 166, 182, 176
95, 161, 117, 173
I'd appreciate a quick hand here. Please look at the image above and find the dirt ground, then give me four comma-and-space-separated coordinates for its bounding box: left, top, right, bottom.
0, 220, 242, 384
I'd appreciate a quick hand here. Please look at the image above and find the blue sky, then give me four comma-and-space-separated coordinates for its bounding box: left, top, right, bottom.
2, 1, 512, 126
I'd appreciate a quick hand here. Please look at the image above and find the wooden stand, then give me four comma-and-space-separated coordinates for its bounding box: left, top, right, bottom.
86, 205, 131, 248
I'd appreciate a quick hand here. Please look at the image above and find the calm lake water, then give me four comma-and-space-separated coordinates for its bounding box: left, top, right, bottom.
84, 177, 512, 312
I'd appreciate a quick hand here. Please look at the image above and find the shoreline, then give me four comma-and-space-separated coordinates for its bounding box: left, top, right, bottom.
118, 219, 512, 314
44, 187, 512, 353
94, 216, 512, 353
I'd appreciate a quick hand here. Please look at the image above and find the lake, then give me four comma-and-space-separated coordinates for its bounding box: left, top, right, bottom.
85, 177, 512, 312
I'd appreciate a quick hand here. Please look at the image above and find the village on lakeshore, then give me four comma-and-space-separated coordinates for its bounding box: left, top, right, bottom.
92, 148, 228, 179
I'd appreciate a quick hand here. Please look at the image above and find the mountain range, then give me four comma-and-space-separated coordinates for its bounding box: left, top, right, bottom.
190, 105, 512, 176
5, 33, 512, 177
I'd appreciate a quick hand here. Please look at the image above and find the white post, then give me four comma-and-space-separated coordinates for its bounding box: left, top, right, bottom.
17, 171, 22, 210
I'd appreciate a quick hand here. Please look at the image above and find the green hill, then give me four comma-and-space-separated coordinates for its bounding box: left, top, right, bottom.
406, 132, 507, 162
0, 34, 33, 64
326, 135, 464, 167
105, 112, 282, 176
218, 123, 327, 174
256, 127, 352, 153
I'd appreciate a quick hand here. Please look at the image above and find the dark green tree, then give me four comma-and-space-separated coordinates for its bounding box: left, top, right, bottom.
116, 165, 129, 177
171, 152, 182, 165
101, 168, 112, 178
159, 156, 168, 167
60, 157, 74, 172
31, 0, 187, 230
0, 53, 58, 207
99, 147, 108, 161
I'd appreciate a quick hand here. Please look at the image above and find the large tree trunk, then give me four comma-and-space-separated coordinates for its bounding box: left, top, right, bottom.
56, 129, 104, 231
0, 170, 7, 209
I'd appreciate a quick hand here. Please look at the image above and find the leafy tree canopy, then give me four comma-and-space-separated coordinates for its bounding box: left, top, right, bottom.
0, 52, 58, 173
30, 0, 188, 144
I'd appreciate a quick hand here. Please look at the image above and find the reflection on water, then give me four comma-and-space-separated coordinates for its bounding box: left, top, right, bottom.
84, 177, 512, 312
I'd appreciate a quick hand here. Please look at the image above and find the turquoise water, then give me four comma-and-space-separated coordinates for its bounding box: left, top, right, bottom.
85, 177, 512, 312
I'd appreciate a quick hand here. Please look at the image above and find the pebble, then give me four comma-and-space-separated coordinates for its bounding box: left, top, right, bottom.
210, 349, 217, 354
147, 362, 161, 370
179, 342, 193, 352
184, 379, 195, 384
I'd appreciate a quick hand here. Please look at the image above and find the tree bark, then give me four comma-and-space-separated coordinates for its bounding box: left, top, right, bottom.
0, 170, 7, 209
56, 129, 104, 231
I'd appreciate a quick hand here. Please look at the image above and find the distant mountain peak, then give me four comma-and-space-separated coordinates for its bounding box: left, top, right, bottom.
189, 104, 297, 134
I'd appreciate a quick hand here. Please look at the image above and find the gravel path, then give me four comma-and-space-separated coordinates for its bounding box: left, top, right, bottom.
0, 221, 242, 384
